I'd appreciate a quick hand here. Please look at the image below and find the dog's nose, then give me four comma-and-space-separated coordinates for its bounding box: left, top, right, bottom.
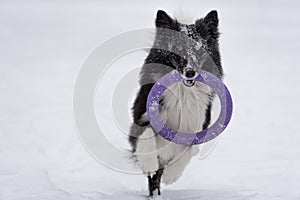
185, 70, 196, 78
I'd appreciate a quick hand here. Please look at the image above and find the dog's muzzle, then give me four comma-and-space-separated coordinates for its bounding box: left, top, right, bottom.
182, 67, 197, 87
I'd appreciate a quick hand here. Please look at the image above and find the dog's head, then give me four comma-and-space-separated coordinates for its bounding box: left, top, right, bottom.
146, 10, 222, 86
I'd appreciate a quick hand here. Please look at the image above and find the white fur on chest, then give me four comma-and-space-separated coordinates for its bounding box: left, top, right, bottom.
156, 81, 211, 165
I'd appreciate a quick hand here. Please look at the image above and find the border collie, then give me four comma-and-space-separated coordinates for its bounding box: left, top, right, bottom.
129, 10, 223, 197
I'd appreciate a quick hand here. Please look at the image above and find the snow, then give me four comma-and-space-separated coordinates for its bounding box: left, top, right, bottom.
1, 0, 300, 199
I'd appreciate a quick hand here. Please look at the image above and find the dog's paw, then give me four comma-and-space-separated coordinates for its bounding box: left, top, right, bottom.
162, 147, 196, 185
162, 164, 183, 185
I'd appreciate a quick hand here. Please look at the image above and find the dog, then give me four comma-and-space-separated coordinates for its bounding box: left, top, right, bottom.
129, 9, 223, 197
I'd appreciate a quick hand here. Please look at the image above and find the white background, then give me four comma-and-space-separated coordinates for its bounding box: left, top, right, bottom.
1, 0, 300, 199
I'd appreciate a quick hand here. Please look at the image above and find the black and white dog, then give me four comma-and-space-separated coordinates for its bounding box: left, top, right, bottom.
129, 10, 223, 197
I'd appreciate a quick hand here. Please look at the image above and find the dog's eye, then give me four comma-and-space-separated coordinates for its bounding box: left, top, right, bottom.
170, 56, 179, 67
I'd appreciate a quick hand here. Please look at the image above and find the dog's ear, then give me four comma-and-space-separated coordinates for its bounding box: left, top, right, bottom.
196, 10, 219, 39
204, 10, 219, 28
155, 10, 174, 29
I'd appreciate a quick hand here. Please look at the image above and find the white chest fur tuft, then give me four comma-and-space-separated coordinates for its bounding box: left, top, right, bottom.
156, 81, 211, 165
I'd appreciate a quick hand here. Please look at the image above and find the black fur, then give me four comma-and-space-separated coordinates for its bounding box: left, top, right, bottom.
132, 83, 154, 126
203, 101, 212, 130
156, 10, 177, 29
196, 10, 223, 76
148, 168, 164, 196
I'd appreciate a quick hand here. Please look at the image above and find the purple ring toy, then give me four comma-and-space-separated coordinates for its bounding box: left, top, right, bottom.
146, 70, 233, 145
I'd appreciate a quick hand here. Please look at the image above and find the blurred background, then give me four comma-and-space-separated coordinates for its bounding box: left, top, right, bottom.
0, 0, 300, 199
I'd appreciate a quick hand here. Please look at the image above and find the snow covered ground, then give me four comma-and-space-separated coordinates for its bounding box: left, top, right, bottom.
1, 0, 300, 199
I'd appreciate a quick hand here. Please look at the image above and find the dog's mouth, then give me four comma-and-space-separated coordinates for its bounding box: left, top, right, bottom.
181, 68, 197, 87
183, 79, 195, 87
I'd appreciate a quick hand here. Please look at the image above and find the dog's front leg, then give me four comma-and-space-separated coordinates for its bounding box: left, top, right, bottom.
163, 146, 199, 185
134, 128, 158, 176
